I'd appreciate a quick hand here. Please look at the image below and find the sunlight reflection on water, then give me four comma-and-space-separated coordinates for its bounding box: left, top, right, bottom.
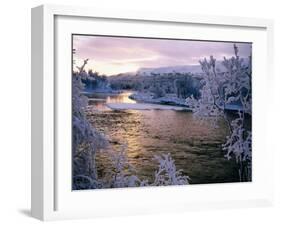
86, 91, 239, 184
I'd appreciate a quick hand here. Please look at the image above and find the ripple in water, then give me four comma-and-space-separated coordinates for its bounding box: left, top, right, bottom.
86, 91, 240, 184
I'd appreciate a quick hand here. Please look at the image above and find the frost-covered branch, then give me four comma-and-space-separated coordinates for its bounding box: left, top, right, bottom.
152, 153, 190, 186
76, 58, 89, 74
186, 44, 252, 181
72, 59, 108, 189
101, 145, 145, 188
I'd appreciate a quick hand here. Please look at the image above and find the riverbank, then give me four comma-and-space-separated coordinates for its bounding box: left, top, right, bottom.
129, 92, 189, 107
106, 103, 188, 110
85, 90, 191, 111
129, 91, 245, 113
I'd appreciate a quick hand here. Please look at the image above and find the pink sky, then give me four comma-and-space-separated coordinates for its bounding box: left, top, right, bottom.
73, 35, 252, 75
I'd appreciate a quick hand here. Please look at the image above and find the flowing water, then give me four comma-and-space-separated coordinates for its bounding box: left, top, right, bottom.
86, 91, 240, 184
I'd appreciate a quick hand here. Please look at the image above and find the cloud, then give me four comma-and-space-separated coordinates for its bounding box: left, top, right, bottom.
73, 35, 252, 75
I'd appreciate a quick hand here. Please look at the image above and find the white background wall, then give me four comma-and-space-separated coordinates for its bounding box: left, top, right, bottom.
0, 0, 280, 225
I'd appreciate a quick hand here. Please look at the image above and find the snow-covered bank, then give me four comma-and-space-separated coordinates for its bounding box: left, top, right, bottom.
129, 92, 188, 107
106, 103, 189, 111
129, 92, 244, 112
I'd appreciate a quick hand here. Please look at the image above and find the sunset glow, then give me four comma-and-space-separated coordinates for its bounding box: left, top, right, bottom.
73, 35, 252, 76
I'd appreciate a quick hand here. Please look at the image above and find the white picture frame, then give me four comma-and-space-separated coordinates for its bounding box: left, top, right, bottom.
31, 4, 274, 221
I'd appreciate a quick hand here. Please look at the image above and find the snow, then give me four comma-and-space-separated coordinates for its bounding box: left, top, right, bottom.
186, 44, 252, 182
135, 58, 250, 76
88, 98, 105, 102
137, 64, 203, 75
106, 103, 188, 111
129, 92, 188, 106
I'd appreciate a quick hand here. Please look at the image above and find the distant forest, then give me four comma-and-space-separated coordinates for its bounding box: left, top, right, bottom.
80, 70, 203, 100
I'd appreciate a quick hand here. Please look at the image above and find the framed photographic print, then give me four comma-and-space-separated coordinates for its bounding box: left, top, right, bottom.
31, 4, 274, 221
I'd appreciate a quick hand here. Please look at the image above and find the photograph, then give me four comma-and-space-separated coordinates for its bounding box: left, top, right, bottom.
71, 35, 252, 190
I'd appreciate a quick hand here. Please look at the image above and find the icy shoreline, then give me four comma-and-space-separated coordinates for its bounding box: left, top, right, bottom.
128, 91, 244, 112
129, 92, 188, 107
106, 103, 188, 111
105, 91, 191, 111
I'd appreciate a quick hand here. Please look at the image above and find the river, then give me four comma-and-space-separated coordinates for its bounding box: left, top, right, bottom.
86, 91, 239, 184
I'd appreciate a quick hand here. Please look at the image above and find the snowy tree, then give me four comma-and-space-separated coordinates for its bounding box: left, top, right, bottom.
174, 76, 201, 99
186, 44, 252, 181
72, 60, 108, 189
151, 83, 165, 98
72, 59, 190, 189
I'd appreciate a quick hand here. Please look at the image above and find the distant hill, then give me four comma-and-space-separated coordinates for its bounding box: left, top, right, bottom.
136, 65, 202, 75
110, 58, 250, 77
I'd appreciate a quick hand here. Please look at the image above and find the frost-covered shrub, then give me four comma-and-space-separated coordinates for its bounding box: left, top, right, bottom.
100, 146, 143, 188
101, 149, 189, 188
99, 146, 145, 188
152, 153, 190, 186
72, 62, 108, 189
72, 175, 103, 190
222, 114, 252, 181
186, 44, 252, 181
